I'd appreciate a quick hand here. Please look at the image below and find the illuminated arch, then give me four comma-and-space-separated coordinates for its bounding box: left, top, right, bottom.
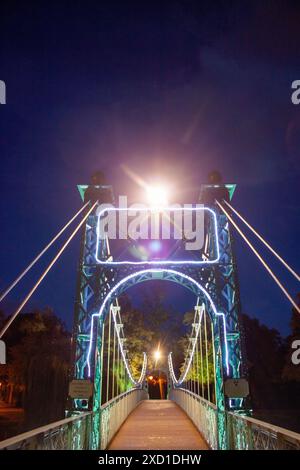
87, 268, 229, 376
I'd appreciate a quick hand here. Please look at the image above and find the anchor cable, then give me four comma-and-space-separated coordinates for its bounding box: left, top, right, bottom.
223, 199, 300, 282
0, 200, 91, 304
0, 201, 98, 338
216, 200, 300, 315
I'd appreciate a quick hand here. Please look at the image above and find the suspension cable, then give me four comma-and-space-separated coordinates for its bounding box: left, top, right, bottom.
0, 201, 98, 338
216, 200, 300, 315
223, 199, 300, 282
100, 315, 105, 406
211, 320, 217, 405
106, 306, 112, 403
204, 310, 210, 402
121, 351, 125, 392
112, 312, 116, 399
117, 330, 120, 396
193, 348, 196, 394
196, 322, 200, 396
199, 310, 204, 397
0, 201, 91, 304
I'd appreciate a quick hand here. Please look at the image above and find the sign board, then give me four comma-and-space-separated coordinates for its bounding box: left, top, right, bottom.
224, 378, 249, 398
69, 380, 93, 399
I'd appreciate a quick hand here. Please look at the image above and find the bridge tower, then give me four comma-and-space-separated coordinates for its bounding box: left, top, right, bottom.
199, 172, 247, 400
69, 172, 247, 449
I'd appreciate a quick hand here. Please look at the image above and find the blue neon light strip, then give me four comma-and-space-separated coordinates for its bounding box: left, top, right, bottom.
110, 305, 147, 385
95, 206, 220, 265
168, 303, 229, 384
86, 268, 229, 377
168, 304, 205, 384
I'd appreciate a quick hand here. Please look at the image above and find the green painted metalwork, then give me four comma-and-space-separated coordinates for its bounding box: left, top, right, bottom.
70, 181, 247, 449
2, 402, 300, 450
91, 317, 104, 449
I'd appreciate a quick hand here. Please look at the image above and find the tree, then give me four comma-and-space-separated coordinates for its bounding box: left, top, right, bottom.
119, 285, 185, 376
3, 308, 71, 429
282, 293, 300, 382
242, 313, 284, 408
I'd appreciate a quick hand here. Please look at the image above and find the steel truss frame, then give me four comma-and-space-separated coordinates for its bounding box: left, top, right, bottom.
70, 183, 246, 449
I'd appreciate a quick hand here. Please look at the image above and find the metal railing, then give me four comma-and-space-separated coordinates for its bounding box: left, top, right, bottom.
170, 387, 300, 450
227, 412, 300, 450
0, 412, 92, 450
2, 387, 300, 450
0, 388, 147, 450
169, 387, 218, 449
132, 385, 300, 451
100, 387, 148, 449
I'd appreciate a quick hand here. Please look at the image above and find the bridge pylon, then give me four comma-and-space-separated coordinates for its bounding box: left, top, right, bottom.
68, 175, 248, 450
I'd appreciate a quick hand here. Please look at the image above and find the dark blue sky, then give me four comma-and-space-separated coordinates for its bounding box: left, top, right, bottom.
0, 1, 299, 335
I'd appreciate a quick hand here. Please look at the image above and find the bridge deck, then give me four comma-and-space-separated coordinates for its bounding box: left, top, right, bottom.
108, 399, 209, 450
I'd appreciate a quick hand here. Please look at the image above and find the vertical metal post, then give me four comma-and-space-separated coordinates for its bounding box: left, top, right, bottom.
204, 310, 210, 403
112, 316, 116, 399
106, 308, 112, 403
211, 321, 217, 405
213, 315, 226, 449
91, 317, 105, 449
196, 328, 200, 396
199, 317, 204, 398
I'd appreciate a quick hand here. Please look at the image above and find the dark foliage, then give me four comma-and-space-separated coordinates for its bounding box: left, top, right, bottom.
0, 309, 71, 429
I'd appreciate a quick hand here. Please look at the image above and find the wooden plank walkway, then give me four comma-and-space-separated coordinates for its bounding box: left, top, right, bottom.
108, 399, 209, 450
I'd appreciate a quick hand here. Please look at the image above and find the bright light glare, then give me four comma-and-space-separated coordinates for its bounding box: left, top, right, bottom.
146, 185, 169, 207
153, 349, 161, 361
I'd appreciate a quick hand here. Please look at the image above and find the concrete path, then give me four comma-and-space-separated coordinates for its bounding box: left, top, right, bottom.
108, 400, 209, 450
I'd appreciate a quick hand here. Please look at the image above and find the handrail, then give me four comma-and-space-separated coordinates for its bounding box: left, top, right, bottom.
100, 388, 148, 449
173, 387, 300, 450
0, 388, 147, 450
169, 387, 218, 449
0, 412, 92, 449
228, 411, 300, 443
2, 388, 300, 450
101, 386, 141, 410
175, 386, 217, 410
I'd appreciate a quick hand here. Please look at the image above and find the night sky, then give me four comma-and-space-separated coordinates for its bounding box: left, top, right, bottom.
0, 1, 299, 336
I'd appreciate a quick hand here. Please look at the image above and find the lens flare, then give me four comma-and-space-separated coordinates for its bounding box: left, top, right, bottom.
146, 185, 169, 207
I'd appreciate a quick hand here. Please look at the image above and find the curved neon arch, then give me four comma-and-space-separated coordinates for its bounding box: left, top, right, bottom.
87, 268, 229, 377
110, 304, 147, 386
168, 304, 206, 385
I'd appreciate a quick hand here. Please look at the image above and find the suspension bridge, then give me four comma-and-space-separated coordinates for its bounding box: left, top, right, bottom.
0, 175, 300, 451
